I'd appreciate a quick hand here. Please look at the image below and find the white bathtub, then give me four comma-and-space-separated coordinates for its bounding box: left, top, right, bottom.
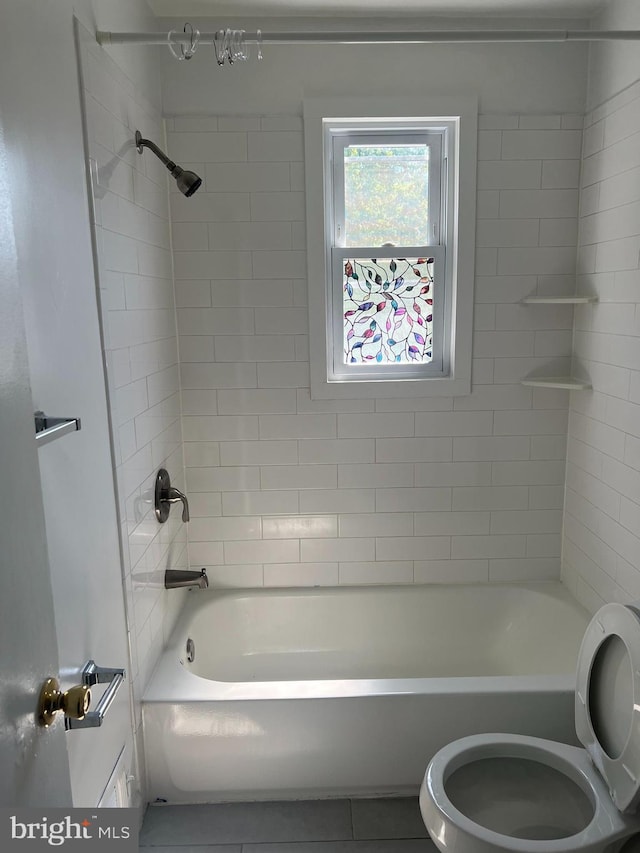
143, 582, 589, 803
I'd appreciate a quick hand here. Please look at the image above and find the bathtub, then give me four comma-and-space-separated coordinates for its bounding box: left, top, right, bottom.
143, 582, 589, 803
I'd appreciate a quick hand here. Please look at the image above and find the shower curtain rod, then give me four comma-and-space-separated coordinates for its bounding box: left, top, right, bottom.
97, 28, 640, 46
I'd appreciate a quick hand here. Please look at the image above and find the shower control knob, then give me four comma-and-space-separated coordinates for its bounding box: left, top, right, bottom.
37, 678, 91, 727
155, 468, 190, 523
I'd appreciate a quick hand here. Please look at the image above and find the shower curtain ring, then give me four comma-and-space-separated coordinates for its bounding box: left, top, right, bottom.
167, 22, 200, 60
231, 30, 248, 62
214, 28, 233, 65
213, 29, 225, 65
225, 29, 234, 64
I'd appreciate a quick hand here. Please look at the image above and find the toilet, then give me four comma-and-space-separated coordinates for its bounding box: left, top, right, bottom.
420, 602, 640, 853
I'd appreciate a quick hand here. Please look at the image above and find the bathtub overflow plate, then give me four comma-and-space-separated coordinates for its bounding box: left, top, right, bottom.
186, 638, 195, 663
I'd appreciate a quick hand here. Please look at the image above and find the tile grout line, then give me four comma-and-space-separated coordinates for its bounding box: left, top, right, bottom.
140, 798, 436, 848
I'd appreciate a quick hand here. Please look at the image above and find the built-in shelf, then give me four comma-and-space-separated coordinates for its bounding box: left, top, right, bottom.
520, 296, 597, 305
520, 297, 595, 391
34, 412, 82, 447
520, 376, 592, 391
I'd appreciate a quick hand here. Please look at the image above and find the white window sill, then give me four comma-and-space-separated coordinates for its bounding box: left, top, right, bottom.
310, 368, 471, 400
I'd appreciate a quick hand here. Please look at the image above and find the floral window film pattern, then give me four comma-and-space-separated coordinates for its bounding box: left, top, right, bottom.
342, 257, 435, 366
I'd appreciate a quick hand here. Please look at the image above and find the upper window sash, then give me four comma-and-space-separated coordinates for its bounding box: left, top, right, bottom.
330, 129, 445, 250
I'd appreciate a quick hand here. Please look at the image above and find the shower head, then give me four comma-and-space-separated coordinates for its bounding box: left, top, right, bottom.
135, 130, 202, 197
174, 169, 202, 197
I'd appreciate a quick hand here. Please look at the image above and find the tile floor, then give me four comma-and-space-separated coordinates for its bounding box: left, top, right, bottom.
140, 797, 436, 852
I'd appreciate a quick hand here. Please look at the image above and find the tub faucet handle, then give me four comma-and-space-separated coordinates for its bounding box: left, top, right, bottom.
166, 486, 190, 522
155, 468, 190, 523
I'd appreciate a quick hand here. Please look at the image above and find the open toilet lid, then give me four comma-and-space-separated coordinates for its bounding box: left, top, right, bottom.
575, 602, 640, 813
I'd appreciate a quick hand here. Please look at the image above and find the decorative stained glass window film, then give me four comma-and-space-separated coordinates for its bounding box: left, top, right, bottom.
343, 257, 434, 365
343, 144, 430, 246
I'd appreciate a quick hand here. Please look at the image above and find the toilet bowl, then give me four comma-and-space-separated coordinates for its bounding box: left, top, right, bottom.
420, 602, 640, 853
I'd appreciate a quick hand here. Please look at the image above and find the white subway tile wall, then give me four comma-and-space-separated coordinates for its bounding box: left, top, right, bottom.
167, 113, 581, 589
562, 80, 640, 613
80, 38, 188, 726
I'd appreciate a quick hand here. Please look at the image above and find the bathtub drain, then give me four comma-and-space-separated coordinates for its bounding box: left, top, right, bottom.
186, 638, 195, 663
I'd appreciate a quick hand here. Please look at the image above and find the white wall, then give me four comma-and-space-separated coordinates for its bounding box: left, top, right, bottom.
160, 16, 589, 117
561, 0, 640, 612
587, 0, 640, 110
77, 20, 188, 788
160, 27, 590, 588
165, 110, 582, 588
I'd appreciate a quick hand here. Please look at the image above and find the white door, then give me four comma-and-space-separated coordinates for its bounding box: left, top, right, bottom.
0, 113, 72, 807
0, 1, 134, 808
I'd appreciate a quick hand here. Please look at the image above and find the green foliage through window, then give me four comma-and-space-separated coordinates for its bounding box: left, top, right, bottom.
343, 145, 430, 247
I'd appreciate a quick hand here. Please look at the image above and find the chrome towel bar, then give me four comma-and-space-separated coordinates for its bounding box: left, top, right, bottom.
65, 660, 126, 730
34, 411, 81, 447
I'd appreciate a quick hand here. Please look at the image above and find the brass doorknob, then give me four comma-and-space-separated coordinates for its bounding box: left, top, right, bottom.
37, 678, 91, 728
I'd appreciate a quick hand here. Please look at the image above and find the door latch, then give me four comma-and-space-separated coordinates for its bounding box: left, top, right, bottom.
37, 678, 91, 728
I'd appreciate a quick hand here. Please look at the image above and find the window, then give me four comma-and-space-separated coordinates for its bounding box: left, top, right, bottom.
304, 97, 477, 400
330, 124, 447, 381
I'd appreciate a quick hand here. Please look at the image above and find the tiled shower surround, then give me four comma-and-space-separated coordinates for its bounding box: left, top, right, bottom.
167, 113, 583, 589
78, 28, 188, 740
562, 80, 640, 612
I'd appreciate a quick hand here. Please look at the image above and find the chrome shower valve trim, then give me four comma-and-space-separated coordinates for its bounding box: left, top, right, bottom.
155, 468, 190, 523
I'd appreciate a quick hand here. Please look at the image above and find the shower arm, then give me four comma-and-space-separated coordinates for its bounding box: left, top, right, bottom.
135, 132, 181, 176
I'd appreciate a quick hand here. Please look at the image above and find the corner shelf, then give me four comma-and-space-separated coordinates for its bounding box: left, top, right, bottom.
520, 296, 597, 305
519, 295, 596, 392
520, 376, 592, 391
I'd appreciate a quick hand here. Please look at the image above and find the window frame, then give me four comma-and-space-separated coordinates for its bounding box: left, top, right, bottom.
303, 96, 478, 400
328, 122, 448, 382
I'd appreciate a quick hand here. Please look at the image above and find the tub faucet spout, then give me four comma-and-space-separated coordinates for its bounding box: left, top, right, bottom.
165, 569, 208, 590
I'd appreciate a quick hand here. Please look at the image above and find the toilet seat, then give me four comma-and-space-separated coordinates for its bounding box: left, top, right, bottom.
575, 603, 640, 813
421, 733, 630, 853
